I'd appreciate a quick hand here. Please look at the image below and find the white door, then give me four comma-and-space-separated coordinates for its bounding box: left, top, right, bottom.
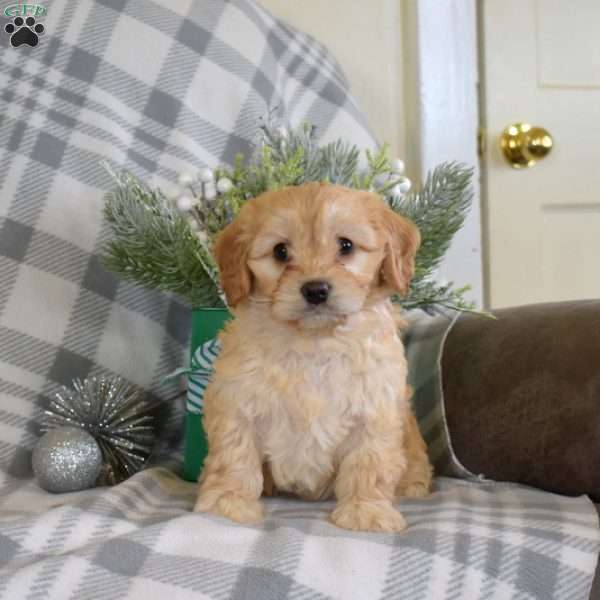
482, 0, 600, 308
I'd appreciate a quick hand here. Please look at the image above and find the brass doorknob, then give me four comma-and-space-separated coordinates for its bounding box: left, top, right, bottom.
499, 123, 553, 169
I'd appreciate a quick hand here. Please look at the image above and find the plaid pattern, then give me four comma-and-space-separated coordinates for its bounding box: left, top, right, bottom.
1, 468, 598, 599
0, 0, 374, 490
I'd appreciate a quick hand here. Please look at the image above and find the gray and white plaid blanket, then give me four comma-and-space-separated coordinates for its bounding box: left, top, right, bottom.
1, 1, 599, 598
2, 468, 598, 599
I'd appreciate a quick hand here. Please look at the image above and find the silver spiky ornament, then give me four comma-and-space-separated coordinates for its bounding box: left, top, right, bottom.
42, 376, 154, 485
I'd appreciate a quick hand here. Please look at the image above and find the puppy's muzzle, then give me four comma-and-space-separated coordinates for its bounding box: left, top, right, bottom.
301, 280, 331, 305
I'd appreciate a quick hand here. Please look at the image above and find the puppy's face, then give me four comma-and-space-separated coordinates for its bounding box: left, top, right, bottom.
215, 183, 420, 329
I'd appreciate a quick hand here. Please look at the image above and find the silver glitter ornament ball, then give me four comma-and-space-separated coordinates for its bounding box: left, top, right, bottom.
33, 427, 103, 493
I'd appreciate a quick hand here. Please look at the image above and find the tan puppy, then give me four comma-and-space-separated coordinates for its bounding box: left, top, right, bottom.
194, 182, 432, 532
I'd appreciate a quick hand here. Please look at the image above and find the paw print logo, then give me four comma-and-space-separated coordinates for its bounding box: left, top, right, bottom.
4, 16, 45, 47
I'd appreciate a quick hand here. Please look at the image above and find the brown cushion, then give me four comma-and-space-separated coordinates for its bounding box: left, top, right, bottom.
441, 300, 600, 500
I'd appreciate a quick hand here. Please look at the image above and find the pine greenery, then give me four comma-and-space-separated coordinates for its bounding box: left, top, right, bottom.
390, 163, 476, 313
103, 168, 224, 307
102, 122, 476, 313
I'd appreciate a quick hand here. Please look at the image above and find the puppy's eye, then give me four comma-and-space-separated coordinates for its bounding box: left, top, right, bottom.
273, 242, 289, 262
338, 237, 354, 256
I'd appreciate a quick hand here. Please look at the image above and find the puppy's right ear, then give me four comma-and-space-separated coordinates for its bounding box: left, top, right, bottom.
214, 219, 252, 307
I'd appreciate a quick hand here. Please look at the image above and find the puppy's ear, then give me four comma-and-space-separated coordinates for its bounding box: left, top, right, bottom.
214, 219, 253, 307
380, 209, 420, 296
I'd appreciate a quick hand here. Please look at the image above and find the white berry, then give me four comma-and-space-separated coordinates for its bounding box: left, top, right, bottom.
275, 125, 289, 139
391, 159, 405, 174
216, 178, 233, 194
162, 185, 181, 201
178, 172, 195, 186
176, 195, 194, 212
198, 167, 214, 183
204, 182, 217, 200
398, 178, 411, 193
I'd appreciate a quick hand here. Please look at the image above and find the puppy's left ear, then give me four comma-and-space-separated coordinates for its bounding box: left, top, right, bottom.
214, 219, 253, 307
380, 209, 421, 296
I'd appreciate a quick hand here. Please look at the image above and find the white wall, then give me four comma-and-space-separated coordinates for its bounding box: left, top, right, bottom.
259, 0, 407, 161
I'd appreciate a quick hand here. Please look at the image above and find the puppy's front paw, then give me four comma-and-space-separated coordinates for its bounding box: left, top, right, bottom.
194, 492, 264, 524
330, 500, 407, 533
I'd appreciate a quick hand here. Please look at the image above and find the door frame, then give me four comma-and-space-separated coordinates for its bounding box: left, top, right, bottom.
404, 0, 484, 307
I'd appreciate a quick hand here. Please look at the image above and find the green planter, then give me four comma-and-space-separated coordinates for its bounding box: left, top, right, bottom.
183, 308, 231, 482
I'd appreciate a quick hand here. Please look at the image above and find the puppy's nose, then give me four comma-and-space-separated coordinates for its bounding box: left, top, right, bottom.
301, 280, 331, 305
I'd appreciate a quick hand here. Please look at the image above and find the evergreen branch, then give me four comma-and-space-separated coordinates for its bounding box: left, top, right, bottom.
102, 170, 224, 308
316, 140, 360, 185
399, 279, 475, 314
391, 162, 473, 281
101, 125, 480, 316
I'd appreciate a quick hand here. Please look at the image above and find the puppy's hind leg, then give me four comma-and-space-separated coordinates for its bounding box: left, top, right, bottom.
194, 390, 264, 524
395, 410, 432, 499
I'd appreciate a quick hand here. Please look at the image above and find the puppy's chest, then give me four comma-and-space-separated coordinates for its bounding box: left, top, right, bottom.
252, 336, 405, 441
